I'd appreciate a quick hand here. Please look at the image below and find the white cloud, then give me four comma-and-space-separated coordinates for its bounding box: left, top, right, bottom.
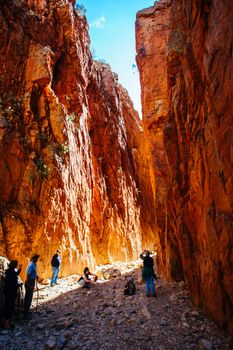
90, 16, 106, 29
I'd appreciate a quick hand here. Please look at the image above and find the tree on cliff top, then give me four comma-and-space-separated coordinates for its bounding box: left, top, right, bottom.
75, 2, 87, 16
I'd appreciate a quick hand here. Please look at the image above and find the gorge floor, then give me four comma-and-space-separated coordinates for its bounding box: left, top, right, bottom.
0, 264, 232, 350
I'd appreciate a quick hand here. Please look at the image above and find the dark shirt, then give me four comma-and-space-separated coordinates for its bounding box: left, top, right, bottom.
140, 254, 155, 280
140, 255, 154, 268
5, 268, 21, 297
51, 254, 61, 268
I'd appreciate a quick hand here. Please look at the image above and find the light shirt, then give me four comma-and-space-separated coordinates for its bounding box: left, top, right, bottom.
26, 261, 37, 280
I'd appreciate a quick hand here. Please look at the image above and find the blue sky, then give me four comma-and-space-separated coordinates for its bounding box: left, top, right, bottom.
78, 0, 154, 115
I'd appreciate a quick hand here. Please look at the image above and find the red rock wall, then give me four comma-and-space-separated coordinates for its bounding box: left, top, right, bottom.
0, 0, 155, 279
136, 0, 233, 330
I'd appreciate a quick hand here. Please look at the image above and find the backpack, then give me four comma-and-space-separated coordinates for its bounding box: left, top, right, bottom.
124, 280, 136, 296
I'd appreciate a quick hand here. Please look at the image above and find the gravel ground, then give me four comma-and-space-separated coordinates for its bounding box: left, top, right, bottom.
0, 262, 232, 350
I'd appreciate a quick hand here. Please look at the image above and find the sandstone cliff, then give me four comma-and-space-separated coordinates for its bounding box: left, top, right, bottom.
136, 0, 233, 330
0, 0, 155, 278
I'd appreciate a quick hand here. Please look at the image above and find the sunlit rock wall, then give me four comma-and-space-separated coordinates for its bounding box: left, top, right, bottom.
136, 0, 233, 330
0, 0, 155, 278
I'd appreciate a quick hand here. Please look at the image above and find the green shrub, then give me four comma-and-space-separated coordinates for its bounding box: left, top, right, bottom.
60, 142, 69, 155
75, 3, 87, 16
67, 112, 76, 123
36, 157, 49, 177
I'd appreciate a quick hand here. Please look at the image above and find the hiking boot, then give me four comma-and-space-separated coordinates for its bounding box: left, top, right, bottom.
146, 294, 150, 297
151, 293, 157, 297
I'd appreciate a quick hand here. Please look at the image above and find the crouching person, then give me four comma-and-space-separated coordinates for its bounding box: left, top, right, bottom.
78, 267, 97, 289
24, 254, 39, 320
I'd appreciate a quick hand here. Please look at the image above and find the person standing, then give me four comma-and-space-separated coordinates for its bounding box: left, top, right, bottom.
24, 254, 39, 320
50, 249, 61, 287
3, 260, 22, 329
140, 250, 157, 297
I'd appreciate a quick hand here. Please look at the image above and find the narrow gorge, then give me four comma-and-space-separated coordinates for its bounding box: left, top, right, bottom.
0, 0, 232, 337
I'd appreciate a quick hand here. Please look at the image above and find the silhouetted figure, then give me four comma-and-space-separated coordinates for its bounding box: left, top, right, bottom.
24, 254, 39, 320
140, 250, 157, 297
3, 260, 22, 329
124, 277, 136, 296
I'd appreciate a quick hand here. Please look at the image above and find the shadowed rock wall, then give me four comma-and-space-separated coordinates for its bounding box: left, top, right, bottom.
0, 0, 155, 278
136, 0, 233, 330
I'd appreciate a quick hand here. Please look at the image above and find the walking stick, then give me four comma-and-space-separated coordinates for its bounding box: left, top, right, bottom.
36, 280, 39, 313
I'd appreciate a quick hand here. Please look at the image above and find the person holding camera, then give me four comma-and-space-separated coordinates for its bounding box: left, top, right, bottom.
140, 250, 157, 297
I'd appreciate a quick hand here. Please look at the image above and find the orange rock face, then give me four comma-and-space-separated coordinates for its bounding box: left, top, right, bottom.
136, 0, 233, 330
0, 1, 155, 279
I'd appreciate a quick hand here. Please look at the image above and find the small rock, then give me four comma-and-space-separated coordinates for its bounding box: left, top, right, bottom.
36, 323, 45, 330
152, 330, 160, 337
178, 281, 186, 288
55, 322, 65, 330
66, 341, 79, 350
103, 268, 121, 279
169, 294, 177, 302
26, 341, 35, 348
57, 336, 68, 349
45, 339, 56, 349
141, 305, 151, 319
63, 330, 73, 339
182, 322, 190, 328
198, 338, 213, 350
159, 319, 167, 326
110, 318, 117, 326
14, 331, 22, 337
40, 279, 50, 285
71, 275, 81, 283
158, 345, 166, 350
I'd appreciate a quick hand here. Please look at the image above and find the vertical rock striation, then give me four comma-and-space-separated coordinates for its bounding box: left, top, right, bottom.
0, 0, 155, 278
136, 0, 233, 330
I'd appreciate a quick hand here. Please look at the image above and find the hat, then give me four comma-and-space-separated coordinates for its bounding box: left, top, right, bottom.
57, 249, 61, 253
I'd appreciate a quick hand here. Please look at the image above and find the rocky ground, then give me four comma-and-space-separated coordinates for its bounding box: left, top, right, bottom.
0, 261, 232, 350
